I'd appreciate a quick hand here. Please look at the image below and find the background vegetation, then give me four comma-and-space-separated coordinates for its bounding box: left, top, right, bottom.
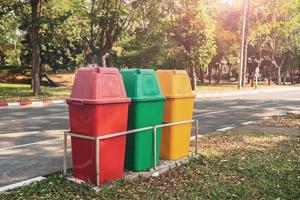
0, 0, 299, 94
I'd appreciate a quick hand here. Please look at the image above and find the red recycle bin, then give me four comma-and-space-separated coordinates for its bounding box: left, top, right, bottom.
66, 67, 131, 184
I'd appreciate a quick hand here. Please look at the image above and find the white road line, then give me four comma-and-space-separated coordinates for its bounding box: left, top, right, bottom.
262, 116, 271, 120
241, 121, 255, 125
7, 102, 20, 107
52, 100, 65, 104
190, 135, 204, 141
216, 127, 235, 132
0, 138, 64, 151
0, 129, 67, 137
194, 101, 290, 117
291, 98, 300, 101
0, 176, 45, 193
31, 101, 44, 105
196, 87, 300, 98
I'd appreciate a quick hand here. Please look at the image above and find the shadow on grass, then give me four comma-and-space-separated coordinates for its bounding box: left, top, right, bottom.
1, 132, 299, 200
0, 84, 71, 102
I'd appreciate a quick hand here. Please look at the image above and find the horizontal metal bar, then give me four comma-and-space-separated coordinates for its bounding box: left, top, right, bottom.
97, 126, 154, 140
64, 119, 199, 186
156, 120, 195, 128
66, 132, 96, 141
66, 119, 196, 141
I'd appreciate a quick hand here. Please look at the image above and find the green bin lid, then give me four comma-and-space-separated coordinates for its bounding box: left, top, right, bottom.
120, 69, 166, 102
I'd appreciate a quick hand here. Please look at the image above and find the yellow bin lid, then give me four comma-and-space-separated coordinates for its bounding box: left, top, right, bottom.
156, 70, 195, 98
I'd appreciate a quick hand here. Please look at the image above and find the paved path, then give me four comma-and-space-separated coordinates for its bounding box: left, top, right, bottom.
0, 87, 299, 187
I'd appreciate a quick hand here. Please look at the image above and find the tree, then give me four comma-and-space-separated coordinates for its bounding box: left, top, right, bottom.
75, 0, 144, 67
115, 0, 216, 89
249, 0, 299, 85
39, 0, 85, 73
115, 0, 190, 70
205, 0, 240, 85
114, 0, 170, 69
0, 0, 23, 66
1, 0, 42, 95
169, 0, 216, 90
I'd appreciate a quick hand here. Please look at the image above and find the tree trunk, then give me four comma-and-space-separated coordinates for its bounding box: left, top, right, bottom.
268, 67, 271, 86
208, 65, 213, 85
199, 68, 204, 84
216, 64, 221, 84
291, 69, 295, 85
247, 70, 251, 84
101, 55, 106, 67
100, 53, 111, 67
277, 67, 281, 85
31, 0, 41, 96
190, 61, 197, 90
282, 70, 287, 85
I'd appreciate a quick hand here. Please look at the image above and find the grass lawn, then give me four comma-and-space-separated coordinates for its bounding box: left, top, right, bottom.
0, 83, 71, 102
1, 131, 299, 200
196, 83, 283, 93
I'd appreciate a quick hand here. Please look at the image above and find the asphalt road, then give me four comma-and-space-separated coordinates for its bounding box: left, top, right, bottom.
0, 87, 299, 187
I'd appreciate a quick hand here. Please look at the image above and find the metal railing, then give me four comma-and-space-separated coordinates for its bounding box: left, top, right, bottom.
63, 119, 199, 187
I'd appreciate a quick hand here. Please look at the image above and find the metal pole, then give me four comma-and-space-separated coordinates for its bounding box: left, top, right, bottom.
64, 119, 197, 185
195, 120, 199, 155
238, 0, 247, 89
153, 126, 157, 170
63, 131, 67, 176
95, 139, 100, 187
68, 132, 96, 141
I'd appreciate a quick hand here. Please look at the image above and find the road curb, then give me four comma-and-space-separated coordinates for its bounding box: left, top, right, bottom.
1, 87, 298, 107
0, 176, 46, 193
0, 100, 65, 108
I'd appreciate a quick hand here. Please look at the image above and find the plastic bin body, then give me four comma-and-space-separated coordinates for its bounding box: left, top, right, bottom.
67, 67, 130, 184
156, 70, 195, 160
121, 69, 165, 171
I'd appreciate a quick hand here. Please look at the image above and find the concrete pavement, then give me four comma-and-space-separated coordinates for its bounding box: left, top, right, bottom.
0, 87, 299, 187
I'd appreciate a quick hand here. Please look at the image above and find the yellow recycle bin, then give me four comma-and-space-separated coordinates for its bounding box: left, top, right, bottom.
156, 70, 195, 160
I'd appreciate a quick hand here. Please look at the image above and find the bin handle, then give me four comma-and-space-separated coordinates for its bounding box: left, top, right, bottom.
72, 100, 84, 106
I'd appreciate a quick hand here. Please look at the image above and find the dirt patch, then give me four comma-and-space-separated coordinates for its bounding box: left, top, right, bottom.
237, 124, 300, 136
256, 113, 300, 128
48, 73, 75, 87
0, 73, 30, 84
0, 70, 75, 86
234, 113, 300, 136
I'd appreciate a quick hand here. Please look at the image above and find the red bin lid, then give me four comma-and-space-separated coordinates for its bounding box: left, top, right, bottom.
67, 67, 131, 105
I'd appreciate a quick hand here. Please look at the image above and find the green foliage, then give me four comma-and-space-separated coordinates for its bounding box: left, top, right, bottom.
17, 0, 85, 71
39, 0, 85, 71
115, 0, 216, 70
170, 0, 216, 70
0, 3, 23, 66
114, 0, 172, 68
73, 0, 144, 65
249, 0, 300, 67
0, 0, 299, 75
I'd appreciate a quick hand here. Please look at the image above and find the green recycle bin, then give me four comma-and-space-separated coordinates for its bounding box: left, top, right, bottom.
120, 69, 165, 171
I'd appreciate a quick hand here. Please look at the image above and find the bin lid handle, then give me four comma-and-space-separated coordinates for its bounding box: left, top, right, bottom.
71, 100, 84, 106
